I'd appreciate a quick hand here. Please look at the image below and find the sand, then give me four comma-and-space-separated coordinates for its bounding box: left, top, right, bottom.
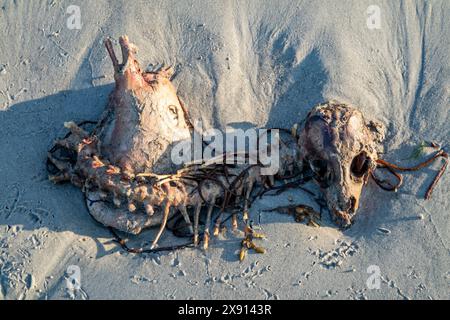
0, 0, 448, 300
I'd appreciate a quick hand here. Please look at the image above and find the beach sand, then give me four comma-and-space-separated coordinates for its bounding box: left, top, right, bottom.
0, 0, 448, 299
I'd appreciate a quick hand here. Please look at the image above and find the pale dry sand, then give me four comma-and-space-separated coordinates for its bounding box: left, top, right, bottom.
0, 0, 448, 300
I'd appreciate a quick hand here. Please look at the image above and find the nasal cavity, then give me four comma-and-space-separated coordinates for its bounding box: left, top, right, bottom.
349, 196, 357, 212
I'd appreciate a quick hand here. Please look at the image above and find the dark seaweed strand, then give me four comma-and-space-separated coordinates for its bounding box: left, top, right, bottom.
108, 227, 196, 254
373, 149, 448, 199
370, 166, 403, 192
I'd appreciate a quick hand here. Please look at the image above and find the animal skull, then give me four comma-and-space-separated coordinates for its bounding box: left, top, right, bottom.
298, 101, 385, 227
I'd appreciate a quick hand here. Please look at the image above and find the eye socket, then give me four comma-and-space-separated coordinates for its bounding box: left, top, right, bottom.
168, 105, 178, 120
309, 159, 331, 188
351, 152, 370, 177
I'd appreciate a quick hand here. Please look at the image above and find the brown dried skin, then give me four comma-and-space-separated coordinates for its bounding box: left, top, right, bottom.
100, 36, 192, 176
297, 101, 385, 227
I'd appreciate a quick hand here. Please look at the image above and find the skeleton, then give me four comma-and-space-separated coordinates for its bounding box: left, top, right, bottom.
47, 36, 448, 253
